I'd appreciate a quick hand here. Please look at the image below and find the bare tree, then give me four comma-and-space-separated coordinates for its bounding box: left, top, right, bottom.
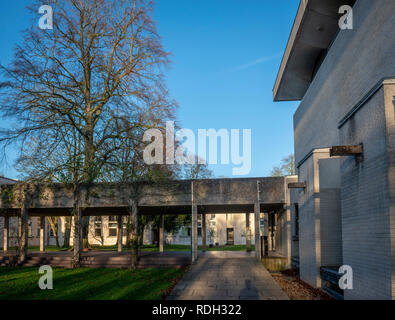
0, 0, 176, 267
270, 154, 295, 177
180, 157, 213, 180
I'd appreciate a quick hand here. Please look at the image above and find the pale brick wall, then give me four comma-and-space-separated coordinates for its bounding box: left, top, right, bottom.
293, 0, 395, 299
339, 88, 392, 300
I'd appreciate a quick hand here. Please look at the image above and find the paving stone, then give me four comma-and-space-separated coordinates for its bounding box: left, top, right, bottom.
167, 252, 289, 300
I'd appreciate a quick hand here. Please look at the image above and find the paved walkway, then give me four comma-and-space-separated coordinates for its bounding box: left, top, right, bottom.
167, 251, 289, 300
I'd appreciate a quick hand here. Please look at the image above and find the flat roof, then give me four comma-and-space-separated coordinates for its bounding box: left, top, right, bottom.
273, 0, 356, 101
0, 176, 17, 184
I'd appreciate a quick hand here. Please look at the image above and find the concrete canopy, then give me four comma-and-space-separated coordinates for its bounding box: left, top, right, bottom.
0, 177, 287, 216
273, 0, 356, 101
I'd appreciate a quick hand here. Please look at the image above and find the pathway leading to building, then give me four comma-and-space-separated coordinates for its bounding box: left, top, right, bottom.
167, 251, 289, 300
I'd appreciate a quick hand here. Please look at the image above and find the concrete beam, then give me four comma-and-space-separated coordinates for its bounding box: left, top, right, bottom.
288, 182, 307, 189
330, 144, 363, 157
0, 177, 287, 212
39, 216, 46, 252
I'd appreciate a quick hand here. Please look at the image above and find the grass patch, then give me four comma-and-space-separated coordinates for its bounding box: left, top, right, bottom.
0, 266, 185, 300
1, 246, 71, 252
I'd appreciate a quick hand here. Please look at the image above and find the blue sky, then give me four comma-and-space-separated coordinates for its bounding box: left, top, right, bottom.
0, 0, 300, 179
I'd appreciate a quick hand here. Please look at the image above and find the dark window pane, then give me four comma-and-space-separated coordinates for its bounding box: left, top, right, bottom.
95, 228, 102, 237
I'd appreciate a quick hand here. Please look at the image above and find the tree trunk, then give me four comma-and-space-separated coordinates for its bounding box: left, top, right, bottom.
19, 196, 29, 263
47, 217, 60, 247
127, 199, 139, 269
72, 183, 82, 268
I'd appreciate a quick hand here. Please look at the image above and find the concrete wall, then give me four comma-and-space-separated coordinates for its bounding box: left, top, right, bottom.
297, 150, 343, 288
293, 0, 395, 299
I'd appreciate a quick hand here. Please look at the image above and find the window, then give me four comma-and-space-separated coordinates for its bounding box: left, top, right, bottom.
198, 227, 202, 237
108, 216, 117, 237
95, 228, 102, 237
94, 216, 102, 238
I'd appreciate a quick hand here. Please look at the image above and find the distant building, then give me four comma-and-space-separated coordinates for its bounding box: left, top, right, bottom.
0, 176, 17, 184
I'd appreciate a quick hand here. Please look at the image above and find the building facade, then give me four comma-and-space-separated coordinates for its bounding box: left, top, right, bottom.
274, 0, 395, 299
0, 213, 257, 249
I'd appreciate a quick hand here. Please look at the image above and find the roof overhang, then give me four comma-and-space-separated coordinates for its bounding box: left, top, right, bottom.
273, 0, 356, 101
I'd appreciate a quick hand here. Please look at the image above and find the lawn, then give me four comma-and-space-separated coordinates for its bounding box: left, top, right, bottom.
0, 266, 185, 300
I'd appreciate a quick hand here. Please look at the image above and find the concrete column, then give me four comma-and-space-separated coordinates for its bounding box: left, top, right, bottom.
254, 202, 261, 260
159, 214, 164, 253
3, 216, 9, 252
19, 204, 29, 262
39, 217, 46, 252
192, 204, 198, 262
202, 213, 207, 252
246, 212, 251, 252
117, 215, 123, 253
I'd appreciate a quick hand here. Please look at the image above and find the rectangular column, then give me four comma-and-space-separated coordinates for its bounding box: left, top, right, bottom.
117, 215, 123, 253
254, 202, 261, 260
3, 216, 9, 252
159, 214, 164, 253
202, 213, 207, 252
192, 204, 198, 262
40, 217, 46, 252
246, 212, 251, 252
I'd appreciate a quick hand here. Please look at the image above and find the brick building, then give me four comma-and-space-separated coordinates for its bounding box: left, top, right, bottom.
274, 0, 395, 299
